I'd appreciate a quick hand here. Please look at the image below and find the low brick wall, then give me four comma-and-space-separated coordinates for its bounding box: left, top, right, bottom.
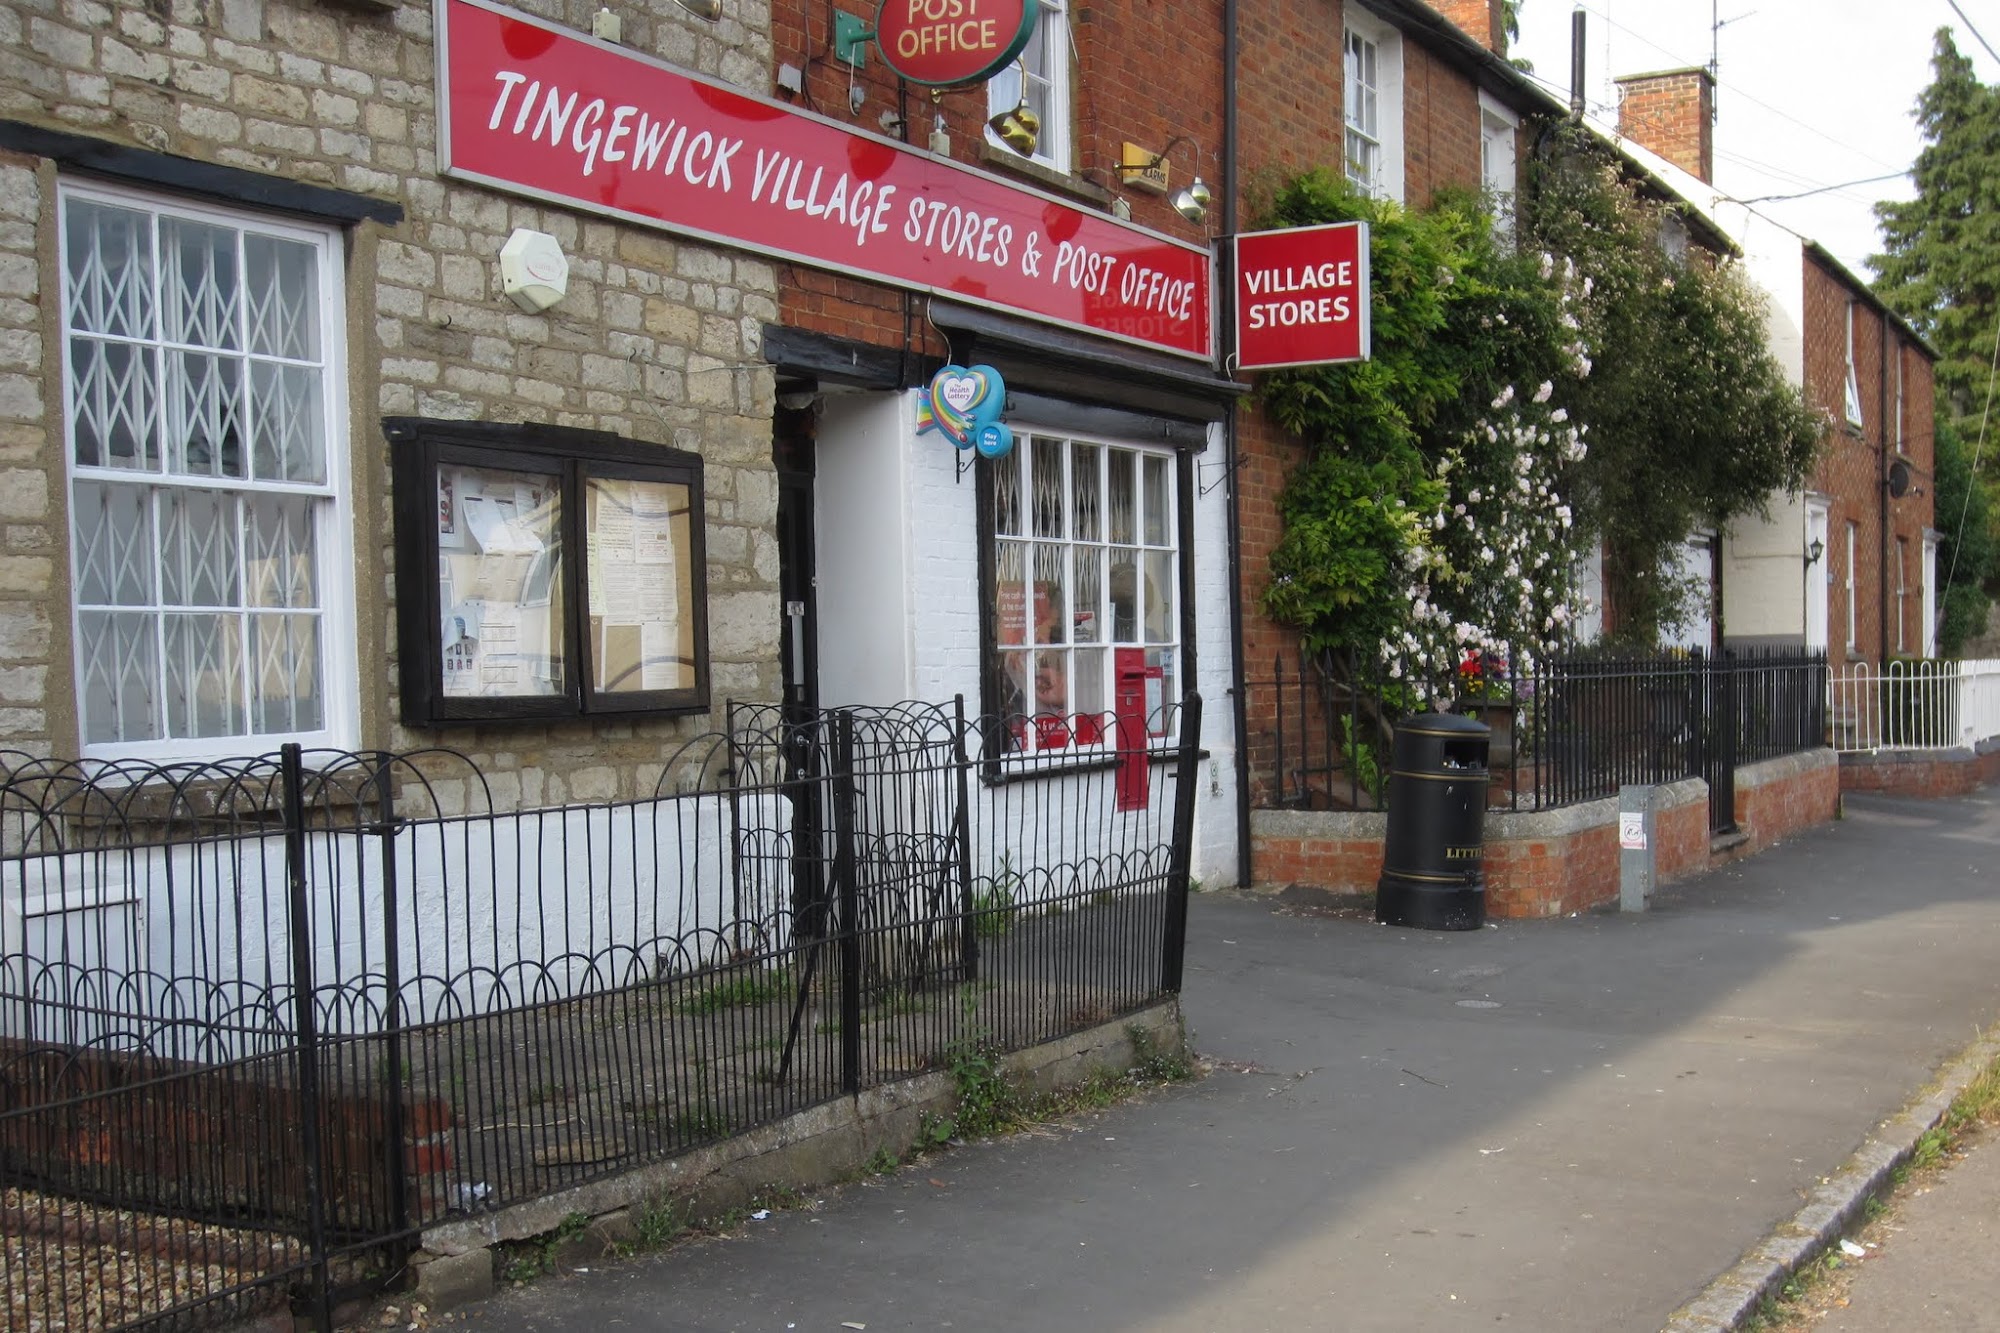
1250, 751, 1840, 919
1839, 740, 2000, 798
1733, 749, 1842, 855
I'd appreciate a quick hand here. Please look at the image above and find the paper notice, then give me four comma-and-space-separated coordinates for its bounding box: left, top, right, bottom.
640, 621, 683, 690
1619, 812, 1648, 851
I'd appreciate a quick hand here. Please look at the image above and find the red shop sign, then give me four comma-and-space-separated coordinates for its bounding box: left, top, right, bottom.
1232, 221, 1371, 370
436, 0, 1213, 360
876, 0, 1038, 88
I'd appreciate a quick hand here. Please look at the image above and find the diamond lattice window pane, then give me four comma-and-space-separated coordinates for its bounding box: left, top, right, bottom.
159, 217, 240, 352
69, 338, 157, 470
164, 612, 245, 738
73, 481, 154, 606
164, 350, 246, 478
78, 610, 160, 744
64, 200, 154, 341
249, 362, 326, 484
251, 613, 322, 734
246, 494, 317, 609
244, 235, 320, 361
161, 487, 240, 608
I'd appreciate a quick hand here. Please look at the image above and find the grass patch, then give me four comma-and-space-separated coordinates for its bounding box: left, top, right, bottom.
496, 1210, 592, 1284
681, 966, 792, 1015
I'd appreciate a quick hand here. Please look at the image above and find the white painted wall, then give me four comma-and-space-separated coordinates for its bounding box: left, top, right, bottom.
815, 393, 918, 706
1723, 494, 1809, 643
820, 391, 1242, 887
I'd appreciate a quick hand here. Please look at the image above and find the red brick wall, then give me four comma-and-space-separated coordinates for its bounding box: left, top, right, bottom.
1402, 37, 1483, 208
766, 0, 1226, 355
1237, 0, 1344, 183
1251, 756, 1839, 917
1802, 254, 1938, 670
1614, 69, 1714, 183
0, 1041, 454, 1231
1429, 0, 1505, 54
1732, 757, 1841, 852
1839, 748, 1998, 798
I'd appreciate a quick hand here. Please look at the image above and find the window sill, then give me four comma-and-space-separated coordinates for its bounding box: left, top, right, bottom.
979, 743, 1208, 787
977, 145, 1112, 208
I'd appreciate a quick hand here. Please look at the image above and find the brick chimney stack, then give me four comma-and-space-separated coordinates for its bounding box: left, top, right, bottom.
1430, 0, 1507, 56
1614, 67, 1716, 184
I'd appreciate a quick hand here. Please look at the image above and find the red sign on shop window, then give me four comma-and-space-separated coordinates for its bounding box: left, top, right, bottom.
1232, 221, 1371, 370
435, 0, 1213, 360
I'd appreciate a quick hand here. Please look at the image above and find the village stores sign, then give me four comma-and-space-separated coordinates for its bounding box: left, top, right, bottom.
1232, 221, 1371, 370
435, 0, 1210, 359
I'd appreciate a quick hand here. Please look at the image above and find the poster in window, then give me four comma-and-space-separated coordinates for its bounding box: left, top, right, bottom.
436, 464, 565, 699
587, 474, 693, 693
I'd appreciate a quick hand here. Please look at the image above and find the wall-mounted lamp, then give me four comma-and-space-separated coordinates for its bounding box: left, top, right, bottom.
1116, 135, 1211, 225
674, 0, 720, 19
590, 6, 622, 42
1806, 537, 1825, 566
986, 61, 1040, 157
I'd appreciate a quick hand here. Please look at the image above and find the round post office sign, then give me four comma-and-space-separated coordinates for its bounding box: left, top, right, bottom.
874, 0, 1039, 88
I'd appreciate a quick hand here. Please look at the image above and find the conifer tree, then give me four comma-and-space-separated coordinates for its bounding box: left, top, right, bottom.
1873, 28, 2000, 425
1873, 28, 2000, 645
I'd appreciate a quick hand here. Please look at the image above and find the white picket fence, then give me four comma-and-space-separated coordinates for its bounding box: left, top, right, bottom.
1830, 659, 2000, 752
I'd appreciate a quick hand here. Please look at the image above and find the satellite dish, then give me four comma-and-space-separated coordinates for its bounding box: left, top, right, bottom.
1887, 459, 1912, 499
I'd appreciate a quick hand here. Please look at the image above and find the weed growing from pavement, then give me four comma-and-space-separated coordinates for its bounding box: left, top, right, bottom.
490, 1017, 1199, 1290
1740, 1046, 2000, 1332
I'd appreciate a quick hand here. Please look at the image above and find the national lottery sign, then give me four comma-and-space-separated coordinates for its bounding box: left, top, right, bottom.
1232, 221, 1371, 369
436, 0, 1213, 360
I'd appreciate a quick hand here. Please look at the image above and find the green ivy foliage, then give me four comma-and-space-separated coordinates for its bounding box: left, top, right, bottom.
1524, 127, 1823, 640
1933, 412, 1993, 655
1257, 173, 1580, 681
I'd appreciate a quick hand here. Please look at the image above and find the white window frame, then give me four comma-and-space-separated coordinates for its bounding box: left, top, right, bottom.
1922, 530, 1939, 657
1343, 9, 1404, 203
986, 429, 1182, 757
986, 0, 1071, 175
1895, 536, 1908, 654
1844, 303, 1865, 431
1894, 342, 1906, 454
58, 179, 357, 763
1478, 91, 1519, 237
1845, 520, 1859, 652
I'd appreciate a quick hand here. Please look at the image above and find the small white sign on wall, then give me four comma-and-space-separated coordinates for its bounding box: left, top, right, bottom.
1619, 812, 1648, 851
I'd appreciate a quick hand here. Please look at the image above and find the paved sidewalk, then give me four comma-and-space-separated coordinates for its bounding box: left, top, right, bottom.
459, 790, 2000, 1333
1814, 1125, 2000, 1331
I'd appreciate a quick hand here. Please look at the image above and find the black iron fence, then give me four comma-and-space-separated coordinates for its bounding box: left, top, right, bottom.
1252, 649, 1826, 833
0, 694, 1201, 1332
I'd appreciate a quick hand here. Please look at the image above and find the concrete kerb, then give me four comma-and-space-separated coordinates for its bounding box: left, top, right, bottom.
409, 999, 1186, 1312
1662, 1027, 2000, 1333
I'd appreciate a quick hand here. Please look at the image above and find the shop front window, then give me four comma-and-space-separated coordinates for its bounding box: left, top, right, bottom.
989, 432, 1178, 754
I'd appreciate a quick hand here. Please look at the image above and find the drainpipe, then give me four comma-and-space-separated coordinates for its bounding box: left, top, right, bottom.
1223, 0, 1251, 890
1878, 303, 1890, 663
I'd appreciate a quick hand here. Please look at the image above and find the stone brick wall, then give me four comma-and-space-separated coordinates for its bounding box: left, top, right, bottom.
0, 161, 51, 756
0, 0, 787, 799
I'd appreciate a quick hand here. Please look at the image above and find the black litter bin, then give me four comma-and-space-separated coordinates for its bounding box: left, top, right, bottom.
1376, 712, 1489, 930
